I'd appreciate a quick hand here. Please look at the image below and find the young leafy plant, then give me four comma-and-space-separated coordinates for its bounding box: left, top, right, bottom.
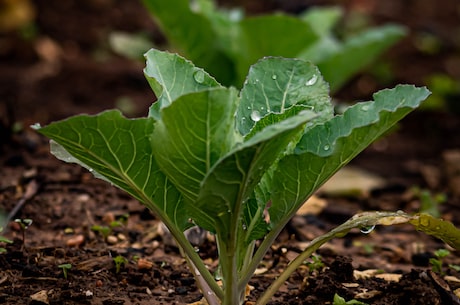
141, 0, 405, 91
35, 48, 439, 305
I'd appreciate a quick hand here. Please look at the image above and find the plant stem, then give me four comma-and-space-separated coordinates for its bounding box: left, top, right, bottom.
238, 223, 284, 291
167, 222, 224, 300
183, 254, 221, 305
255, 231, 335, 305
217, 234, 239, 305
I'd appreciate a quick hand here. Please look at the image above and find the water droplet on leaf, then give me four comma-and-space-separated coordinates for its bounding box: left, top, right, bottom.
360, 225, 375, 234
323, 144, 330, 151
272, 74, 277, 80
361, 105, 370, 112
193, 70, 205, 84
305, 75, 318, 86
250, 110, 261, 122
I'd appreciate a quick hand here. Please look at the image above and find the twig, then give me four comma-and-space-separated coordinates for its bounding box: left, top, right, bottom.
4, 180, 39, 230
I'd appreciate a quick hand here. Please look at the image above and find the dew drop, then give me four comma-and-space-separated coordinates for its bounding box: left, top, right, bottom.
323, 144, 330, 151
272, 74, 277, 80
250, 110, 261, 122
242, 224, 247, 230
305, 75, 318, 86
193, 70, 205, 84
360, 225, 375, 234
361, 104, 370, 112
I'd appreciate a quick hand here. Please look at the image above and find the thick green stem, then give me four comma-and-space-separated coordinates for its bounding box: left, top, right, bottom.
217, 234, 240, 305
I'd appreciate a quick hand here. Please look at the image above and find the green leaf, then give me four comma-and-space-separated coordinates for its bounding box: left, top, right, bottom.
234, 14, 319, 85
144, 49, 222, 119
314, 25, 406, 92
142, 0, 235, 85
410, 214, 460, 250
242, 198, 269, 244
300, 6, 343, 37
152, 88, 239, 203
269, 85, 430, 227
37, 110, 190, 230
237, 57, 333, 136
192, 110, 317, 234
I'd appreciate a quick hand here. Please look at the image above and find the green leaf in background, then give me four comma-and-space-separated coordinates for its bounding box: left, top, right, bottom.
234, 14, 318, 86
37, 110, 189, 230
141, 0, 235, 85
142, 0, 406, 92
314, 25, 406, 92
268, 85, 430, 227
144, 49, 222, 119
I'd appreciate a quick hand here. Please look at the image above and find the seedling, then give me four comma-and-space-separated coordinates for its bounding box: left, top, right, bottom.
34, 49, 460, 305
58, 263, 72, 279
113, 255, 128, 274
412, 187, 446, 218
333, 293, 369, 305
305, 254, 325, 274
430, 248, 450, 274
14, 218, 32, 250
91, 225, 112, 239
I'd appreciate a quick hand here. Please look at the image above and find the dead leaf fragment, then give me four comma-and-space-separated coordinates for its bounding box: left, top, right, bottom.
296, 195, 327, 216
375, 273, 402, 282
30, 290, 49, 304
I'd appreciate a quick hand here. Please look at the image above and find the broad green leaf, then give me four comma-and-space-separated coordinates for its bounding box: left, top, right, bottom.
144, 49, 222, 119
151, 88, 239, 203
314, 25, 406, 92
192, 110, 317, 234
142, 0, 235, 85
234, 14, 319, 86
37, 110, 189, 230
237, 57, 333, 136
300, 6, 343, 37
269, 85, 430, 227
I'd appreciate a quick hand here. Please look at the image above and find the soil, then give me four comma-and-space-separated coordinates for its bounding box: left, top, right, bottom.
1, 0, 460, 304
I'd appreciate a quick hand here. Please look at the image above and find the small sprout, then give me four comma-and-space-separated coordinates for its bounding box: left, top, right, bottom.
14, 218, 33, 230
14, 218, 32, 250
58, 263, 72, 279
430, 248, 450, 274
113, 255, 128, 274
305, 254, 325, 274
333, 293, 369, 305
91, 225, 112, 239
412, 187, 446, 218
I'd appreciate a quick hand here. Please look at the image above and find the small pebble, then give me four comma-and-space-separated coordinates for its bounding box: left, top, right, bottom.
66, 234, 85, 247
106, 235, 118, 244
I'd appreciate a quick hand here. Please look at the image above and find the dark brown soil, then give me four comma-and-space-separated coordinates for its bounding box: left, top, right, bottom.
1, 0, 460, 304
